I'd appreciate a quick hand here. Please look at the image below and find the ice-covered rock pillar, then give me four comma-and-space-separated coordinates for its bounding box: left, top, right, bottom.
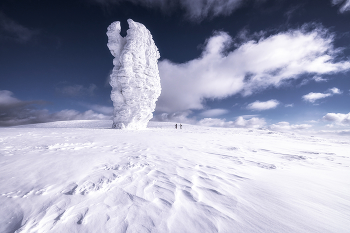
107, 19, 161, 129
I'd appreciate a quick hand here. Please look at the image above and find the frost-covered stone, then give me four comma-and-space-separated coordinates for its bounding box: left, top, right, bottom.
107, 19, 161, 129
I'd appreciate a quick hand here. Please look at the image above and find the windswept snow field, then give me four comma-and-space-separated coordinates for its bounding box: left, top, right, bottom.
0, 120, 349, 233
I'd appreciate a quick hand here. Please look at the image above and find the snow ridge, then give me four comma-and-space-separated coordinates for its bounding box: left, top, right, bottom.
107, 19, 161, 129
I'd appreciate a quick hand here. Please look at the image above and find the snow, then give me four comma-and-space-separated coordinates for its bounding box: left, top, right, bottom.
0, 120, 350, 232
107, 19, 161, 130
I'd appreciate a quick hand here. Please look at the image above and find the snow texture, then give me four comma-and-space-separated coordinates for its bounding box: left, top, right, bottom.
1, 120, 350, 232
107, 19, 161, 129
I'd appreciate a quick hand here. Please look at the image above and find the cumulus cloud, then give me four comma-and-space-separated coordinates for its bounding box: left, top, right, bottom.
332, 0, 350, 13
302, 92, 332, 103
157, 25, 350, 112
0, 12, 38, 43
198, 116, 266, 128
0, 90, 110, 127
199, 108, 229, 117
269, 122, 312, 131
56, 84, 97, 97
322, 112, 350, 124
302, 87, 342, 103
0, 90, 23, 105
90, 0, 248, 21
0, 90, 46, 126
247, 99, 279, 111
329, 87, 342, 94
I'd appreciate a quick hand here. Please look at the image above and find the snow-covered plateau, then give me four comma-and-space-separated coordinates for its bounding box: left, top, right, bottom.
0, 120, 349, 233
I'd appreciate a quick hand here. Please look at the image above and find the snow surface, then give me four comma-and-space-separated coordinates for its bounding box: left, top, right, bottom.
107, 19, 161, 130
1, 120, 350, 233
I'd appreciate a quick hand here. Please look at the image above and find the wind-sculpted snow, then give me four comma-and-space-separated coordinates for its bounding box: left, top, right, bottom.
1, 121, 350, 232
107, 19, 161, 129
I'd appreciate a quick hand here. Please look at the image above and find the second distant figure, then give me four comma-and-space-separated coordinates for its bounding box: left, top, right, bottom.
175, 124, 177, 129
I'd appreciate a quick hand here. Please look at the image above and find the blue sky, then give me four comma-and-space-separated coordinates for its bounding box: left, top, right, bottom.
0, 0, 349, 133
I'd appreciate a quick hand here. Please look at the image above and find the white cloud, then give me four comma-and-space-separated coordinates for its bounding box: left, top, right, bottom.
92, 0, 350, 19
89, 105, 113, 115
302, 87, 342, 103
298, 75, 328, 86
269, 122, 312, 131
302, 92, 332, 103
285, 104, 294, 107
332, 0, 350, 13
319, 129, 350, 135
152, 111, 196, 124
51, 109, 110, 121
0, 90, 21, 105
247, 99, 279, 111
0, 89, 45, 112
79, 103, 113, 115
90, 0, 249, 21
312, 76, 327, 82
157, 25, 350, 112
198, 116, 266, 128
0, 90, 110, 126
329, 87, 342, 94
1, 108, 110, 127
240, 114, 259, 118
322, 112, 350, 124
199, 108, 229, 117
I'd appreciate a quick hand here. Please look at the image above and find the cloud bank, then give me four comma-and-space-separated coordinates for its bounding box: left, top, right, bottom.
152, 111, 196, 124
198, 116, 266, 129
157, 25, 350, 113
269, 122, 312, 131
323, 112, 350, 125
0, 90, 110, 127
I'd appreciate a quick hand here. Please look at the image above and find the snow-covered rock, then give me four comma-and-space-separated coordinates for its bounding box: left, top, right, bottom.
107, 19, 161, 129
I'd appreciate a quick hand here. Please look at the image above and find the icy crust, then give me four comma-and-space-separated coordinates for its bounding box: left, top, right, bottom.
107, 19, 161, 129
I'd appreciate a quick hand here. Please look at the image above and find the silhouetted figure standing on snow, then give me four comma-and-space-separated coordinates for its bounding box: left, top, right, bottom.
175, 124, 177, 129
180, 124, 182, 129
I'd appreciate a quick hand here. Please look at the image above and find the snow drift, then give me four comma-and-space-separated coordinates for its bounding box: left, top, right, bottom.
107, 19, 161, 129
1, 120, 350, 232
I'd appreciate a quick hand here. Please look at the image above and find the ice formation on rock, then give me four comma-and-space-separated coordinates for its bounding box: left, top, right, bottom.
107, 19, 161, 129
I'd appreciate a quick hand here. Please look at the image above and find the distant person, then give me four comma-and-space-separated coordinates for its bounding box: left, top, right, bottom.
180, 124, 182, 129
175, 124, 177, 129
